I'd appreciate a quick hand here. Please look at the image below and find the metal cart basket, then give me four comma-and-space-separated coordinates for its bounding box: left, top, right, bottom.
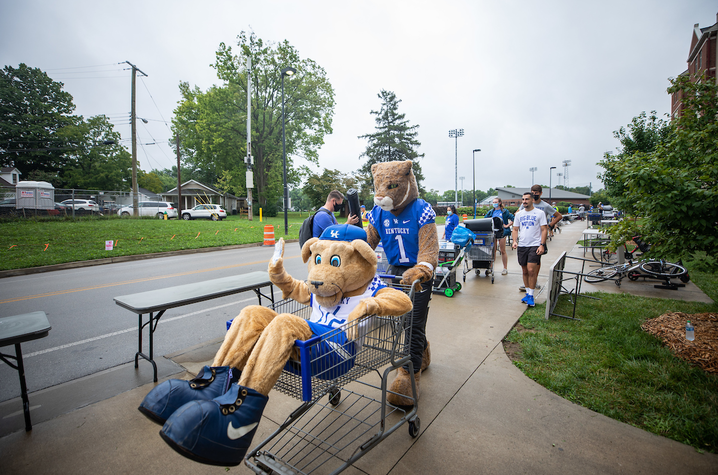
245, 281, 419, 475
462, 218, 502, 284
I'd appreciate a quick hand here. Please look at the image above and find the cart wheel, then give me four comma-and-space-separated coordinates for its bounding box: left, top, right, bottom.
328, 388, 341, 406
444, 288, 454, 298
408, 417, 421, 438
485, 270, 490, 276
455, 282, 462, 291
475, 269, 480, 276
463, 274, 466, 283
491, 276, 494, 284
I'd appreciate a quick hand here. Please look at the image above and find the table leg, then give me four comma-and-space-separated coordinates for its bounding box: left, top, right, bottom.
135, 311, 162, 382
15, 343, 32, 431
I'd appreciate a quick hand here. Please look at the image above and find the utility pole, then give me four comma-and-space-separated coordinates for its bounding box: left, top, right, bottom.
246, 57, 253, 221
175, 138, 182, 214
125, 61, 147, 217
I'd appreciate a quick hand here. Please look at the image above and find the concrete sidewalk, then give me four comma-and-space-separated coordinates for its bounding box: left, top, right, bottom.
1, 220, 716, 474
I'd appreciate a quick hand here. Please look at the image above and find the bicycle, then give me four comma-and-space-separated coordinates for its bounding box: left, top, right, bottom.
584, 236, 690, 289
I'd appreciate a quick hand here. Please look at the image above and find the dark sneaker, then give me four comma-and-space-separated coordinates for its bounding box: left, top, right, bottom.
159, 383, 268, 466
139, 366, 239, 424
526, 295, 535, 307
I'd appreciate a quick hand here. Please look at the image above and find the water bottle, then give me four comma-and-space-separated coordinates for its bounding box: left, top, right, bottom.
686, 320, 694, 341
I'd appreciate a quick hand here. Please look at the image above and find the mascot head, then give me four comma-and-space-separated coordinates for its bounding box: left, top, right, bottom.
300, 224, 378, 308
371, 160, 418, 214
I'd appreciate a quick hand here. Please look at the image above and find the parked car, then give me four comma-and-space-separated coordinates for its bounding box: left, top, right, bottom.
181, 204, 227, 221
48, 202, 71, 216
60, 199, 100, 212
117, 201, 178, 219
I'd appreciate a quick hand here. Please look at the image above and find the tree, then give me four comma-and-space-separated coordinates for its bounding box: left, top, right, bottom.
358, 90, 425, 194
599, 74, 718, 258
0, 64, 77, 178
173, 31, 336, 208
137, 170, 164, 194
61, 115, 131, 191
598, 111, 671, 213
302, 168, 358, 210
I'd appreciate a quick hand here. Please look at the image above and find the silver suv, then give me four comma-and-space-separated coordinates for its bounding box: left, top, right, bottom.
117, 201, 178, 219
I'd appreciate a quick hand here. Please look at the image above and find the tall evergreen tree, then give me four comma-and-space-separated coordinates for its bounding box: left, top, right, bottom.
358, 90, 425, 194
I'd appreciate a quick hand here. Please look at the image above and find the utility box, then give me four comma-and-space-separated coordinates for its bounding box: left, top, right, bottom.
16, 181, 54, 210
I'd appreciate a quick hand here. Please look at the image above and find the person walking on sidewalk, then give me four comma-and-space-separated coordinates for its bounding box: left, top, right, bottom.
511, 192, 548, 307
484, 197, 513, 275
443, 205, 459, 241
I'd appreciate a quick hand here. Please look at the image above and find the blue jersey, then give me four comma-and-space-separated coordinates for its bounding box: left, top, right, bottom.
368, 199, 435, 267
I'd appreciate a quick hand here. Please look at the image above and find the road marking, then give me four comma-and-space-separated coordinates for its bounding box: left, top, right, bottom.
0, 254, 299, 304
23, 297, 257, 358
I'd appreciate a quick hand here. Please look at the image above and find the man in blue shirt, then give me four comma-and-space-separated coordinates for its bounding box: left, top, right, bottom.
312, 190, 360, 237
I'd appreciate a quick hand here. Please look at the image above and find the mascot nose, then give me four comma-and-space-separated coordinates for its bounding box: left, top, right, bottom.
310, 280, 323, 288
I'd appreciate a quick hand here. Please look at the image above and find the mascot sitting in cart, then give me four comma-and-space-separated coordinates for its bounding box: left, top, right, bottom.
138, 224, 412, 466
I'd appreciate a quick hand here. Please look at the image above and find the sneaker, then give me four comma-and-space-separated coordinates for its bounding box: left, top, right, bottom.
526, 295, 535, 307
521, 294, 530, 304
160, 383, 268, 466
139, 366, 239, 424
501, 269, 508, 275
519, 285, 526, 292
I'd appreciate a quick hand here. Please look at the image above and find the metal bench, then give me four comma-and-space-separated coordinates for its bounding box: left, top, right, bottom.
114, 271, 274, 382
0, 311, 51, 431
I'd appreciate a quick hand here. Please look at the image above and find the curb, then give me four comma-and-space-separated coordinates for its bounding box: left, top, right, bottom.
0, 239, 298, 279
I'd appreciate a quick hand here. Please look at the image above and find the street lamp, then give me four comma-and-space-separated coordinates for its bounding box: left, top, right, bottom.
448, 129, 464, 206
549, 166, 557, 200
472, 149, 481, 218
529, 166, 537, 185
281, 66, 296, 236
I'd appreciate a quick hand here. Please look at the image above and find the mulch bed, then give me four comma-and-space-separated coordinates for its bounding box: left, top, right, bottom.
641, 312, 718, 374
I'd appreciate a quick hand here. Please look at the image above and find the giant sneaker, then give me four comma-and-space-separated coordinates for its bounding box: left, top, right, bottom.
139, 366, 239, 424
159, 383, 268, 466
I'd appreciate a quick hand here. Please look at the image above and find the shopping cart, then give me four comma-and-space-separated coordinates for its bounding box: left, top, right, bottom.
462, 217, 503, 284
244, 280, 419, 475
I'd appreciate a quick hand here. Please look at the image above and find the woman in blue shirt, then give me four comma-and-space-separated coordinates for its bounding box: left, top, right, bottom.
484, 198, 514, 275
442, 205, 460, 241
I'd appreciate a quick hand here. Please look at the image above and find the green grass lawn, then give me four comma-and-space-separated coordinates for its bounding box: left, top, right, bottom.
0, 213, 307, 271
505, 266, 718, 453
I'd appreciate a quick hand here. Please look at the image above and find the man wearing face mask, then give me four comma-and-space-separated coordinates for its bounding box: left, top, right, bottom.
312, 190, 360, 238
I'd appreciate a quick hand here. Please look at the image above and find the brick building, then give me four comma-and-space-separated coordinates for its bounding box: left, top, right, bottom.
671, 13, 718, 117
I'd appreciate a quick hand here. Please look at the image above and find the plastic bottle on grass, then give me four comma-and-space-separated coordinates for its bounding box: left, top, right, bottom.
686, 320, 694, 341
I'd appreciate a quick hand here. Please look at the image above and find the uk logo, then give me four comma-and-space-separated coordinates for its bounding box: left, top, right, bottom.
331, 230, 339, 238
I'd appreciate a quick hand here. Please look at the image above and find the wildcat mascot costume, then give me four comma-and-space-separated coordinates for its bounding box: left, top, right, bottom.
366, 160, 439, 406
138, 224, 412, 466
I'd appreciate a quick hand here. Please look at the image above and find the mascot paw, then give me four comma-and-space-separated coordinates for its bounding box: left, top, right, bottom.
401, 266, 430, 288
270, 238, 285, 266
387, 367, 419, 407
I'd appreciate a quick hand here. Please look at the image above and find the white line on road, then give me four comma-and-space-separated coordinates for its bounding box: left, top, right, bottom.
24, 297, 256, 358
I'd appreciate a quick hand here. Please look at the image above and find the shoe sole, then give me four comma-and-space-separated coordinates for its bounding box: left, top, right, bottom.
138, 405, 167, 425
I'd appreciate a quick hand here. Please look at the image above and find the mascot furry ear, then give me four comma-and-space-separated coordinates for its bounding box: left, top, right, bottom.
142, 224, 411, 467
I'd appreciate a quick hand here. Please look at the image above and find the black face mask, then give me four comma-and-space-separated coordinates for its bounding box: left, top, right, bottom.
533, 194, 540, 201
334, 202, 345, 212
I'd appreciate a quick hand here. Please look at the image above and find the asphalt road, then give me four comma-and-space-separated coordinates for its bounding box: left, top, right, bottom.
0, 240, 308, 403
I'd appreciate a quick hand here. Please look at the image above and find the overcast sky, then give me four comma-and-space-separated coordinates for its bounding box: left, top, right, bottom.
1, 1, 716, 196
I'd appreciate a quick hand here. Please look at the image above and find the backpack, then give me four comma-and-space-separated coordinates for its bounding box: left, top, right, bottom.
298, 208, 332, 249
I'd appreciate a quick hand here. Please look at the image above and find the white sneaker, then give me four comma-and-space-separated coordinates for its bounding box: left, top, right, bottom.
501, 269, 508, 275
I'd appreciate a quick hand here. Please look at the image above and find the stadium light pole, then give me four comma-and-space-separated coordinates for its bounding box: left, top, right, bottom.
472, 149, 481, 218
549, 166, 557, 200
281, 66, 296, 235
529, 166, 537, 185
449, 129, 464, 205
562, 159, 571, 188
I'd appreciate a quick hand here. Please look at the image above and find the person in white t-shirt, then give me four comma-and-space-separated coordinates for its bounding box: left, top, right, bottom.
511, 192, 548, 307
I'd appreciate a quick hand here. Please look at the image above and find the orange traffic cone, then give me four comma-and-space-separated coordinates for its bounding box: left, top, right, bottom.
263, 225, 275, 246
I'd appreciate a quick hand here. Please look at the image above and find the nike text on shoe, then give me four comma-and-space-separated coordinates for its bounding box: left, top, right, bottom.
138, 366, 239, 424
159, 383, 268, 466
526, 295, 535, 307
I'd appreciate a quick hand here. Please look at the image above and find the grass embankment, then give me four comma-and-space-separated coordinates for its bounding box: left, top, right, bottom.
505, 265, 718, 453
0, 214, 306, 271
